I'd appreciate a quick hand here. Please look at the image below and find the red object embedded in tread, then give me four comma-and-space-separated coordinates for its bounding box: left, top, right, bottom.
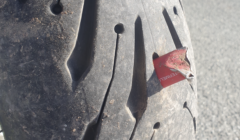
153, 48, 190, 88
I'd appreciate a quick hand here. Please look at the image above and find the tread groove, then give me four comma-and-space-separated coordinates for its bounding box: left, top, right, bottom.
128, 16, 147, 140
67, 0, 98, 90
162, 8, 183, 49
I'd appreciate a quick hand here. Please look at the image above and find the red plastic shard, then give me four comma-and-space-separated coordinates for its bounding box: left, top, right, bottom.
153, 48, 192, 88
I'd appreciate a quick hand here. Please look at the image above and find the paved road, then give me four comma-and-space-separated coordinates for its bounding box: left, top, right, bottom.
184, 0, 240, 139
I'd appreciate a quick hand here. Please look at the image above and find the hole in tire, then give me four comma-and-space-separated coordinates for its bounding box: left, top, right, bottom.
152, 52, 159, 60
173, 6, 178, 15
51, 0, 63, 15
114, 23, 124, 34
183, 101, 187, 108
153, 122, 160, 129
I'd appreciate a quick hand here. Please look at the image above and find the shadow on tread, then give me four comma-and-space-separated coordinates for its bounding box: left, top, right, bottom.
67, 0, 98, 90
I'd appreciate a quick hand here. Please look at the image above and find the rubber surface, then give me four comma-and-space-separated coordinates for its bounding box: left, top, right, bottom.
0, 0, 197, 139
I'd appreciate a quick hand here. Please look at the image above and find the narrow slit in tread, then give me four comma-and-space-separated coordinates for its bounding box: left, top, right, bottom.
128, 16, 147, 140
150, 131, 155, 140
95, 26, 121, 138
83, 24, 123, 140
183, 102, 193, 117
179, 0, 184, 10
193, 117, 196, 133
189, 84, 194, 92
162, 8, 183, 49
183, 102, 196, 133
67, 0, 98, 90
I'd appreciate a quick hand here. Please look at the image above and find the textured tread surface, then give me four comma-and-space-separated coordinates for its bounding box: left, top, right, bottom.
0, 0, 196, 139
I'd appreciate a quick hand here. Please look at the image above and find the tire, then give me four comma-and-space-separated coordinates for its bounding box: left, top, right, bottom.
0, 0, 197, 140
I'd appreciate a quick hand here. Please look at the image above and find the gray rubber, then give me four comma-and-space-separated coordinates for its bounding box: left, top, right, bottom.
0, 0, 197, 140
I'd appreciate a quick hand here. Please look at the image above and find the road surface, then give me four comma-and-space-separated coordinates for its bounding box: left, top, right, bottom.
184, 0, 240, 139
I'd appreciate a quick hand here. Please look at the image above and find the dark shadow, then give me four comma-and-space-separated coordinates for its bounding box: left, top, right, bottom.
127, 16, 147, 120
147, 71, 162, 97
162, 8, 183, 49
152, 52, 159, 60
127, 16, 148, 140
148, 53, 162, 97
67, 0, 98, 90
82, 118, 98, 140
